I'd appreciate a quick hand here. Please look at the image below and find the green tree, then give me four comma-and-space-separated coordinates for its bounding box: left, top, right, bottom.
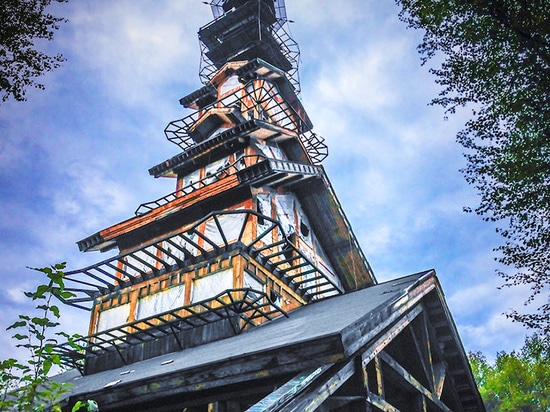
395, 0, 550, 335
469, 334, 550, 411
0, 0, 68, 103
0, 263, 93, 411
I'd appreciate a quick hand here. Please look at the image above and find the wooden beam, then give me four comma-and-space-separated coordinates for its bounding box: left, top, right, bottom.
245, 365, 332, 412
374, 356, 384, 398
433, 362, 446, 398
100, 175, 242, 244
378, 351, 453, 412
323, 396, 366, 409
76, 337, 345, 411
276, 359, 356, 412
361, 305, 423, 368
365, 391, 400, 412
344, 278, 434, 357
409, 307, 434, 391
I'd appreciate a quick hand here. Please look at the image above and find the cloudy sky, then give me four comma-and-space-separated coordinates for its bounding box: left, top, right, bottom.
0, 0, 532, 361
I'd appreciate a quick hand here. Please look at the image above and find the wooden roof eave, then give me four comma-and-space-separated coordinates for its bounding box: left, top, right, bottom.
151, 120, 303, 179
293, 166, 376, 290
53, 274, 423, 408
149, 132, 251, 179
77, 175, 245, 253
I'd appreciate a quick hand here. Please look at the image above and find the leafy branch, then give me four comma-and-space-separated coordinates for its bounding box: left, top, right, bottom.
0, 263, 96, 411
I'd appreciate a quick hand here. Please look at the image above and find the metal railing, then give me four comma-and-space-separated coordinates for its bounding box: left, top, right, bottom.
199, 0, 301, 93
54, 288, 288, 374
165, 78, 309, 150
136, 155, 263, 215
138, 155, 322, 215
62, 209, 343, 310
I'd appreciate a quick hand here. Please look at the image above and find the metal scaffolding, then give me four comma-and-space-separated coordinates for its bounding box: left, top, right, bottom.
200, 0, 300, 93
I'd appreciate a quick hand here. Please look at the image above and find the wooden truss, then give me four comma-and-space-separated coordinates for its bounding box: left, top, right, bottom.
247, 302, 479, 411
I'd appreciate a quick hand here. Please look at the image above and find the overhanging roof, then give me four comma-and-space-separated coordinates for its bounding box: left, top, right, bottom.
53, 270, 484, 411
74, 162, 375, 293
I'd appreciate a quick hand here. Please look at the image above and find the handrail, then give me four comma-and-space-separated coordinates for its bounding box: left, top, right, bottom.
164, 78, 309, 150
135, 155, 266, 215
138, 155, 323, 215
62, 209, 342, 310
54, 288, 289, 374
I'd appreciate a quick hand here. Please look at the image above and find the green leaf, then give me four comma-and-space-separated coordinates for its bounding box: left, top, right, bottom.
43, 359, 52, 374
396, 0, 550, 335
72, 399, 98, 412
49, 271, 65, 289
72, 401, 86, 412
53, 262, 66, 270
50, 304, 60, 318
59, 290, 76, 299
7, 320, 27, 330
32, 316, 50, 326
34, 284, 51, 299
51, 354, 61, 365
4, 262, 74, 409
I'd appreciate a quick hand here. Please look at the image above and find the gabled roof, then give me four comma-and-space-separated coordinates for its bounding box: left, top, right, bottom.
53, 270, 484, 411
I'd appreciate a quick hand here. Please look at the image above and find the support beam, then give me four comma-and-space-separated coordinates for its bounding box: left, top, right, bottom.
245, 365, 332, 412
278, 360, 356, 412
361, 305, 423, 367
378, 351, 453, 412
365, 391, 400, 412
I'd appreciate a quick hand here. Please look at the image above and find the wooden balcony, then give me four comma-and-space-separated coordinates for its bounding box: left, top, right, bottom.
54, 288, 288, 374
65, 210, 343, 310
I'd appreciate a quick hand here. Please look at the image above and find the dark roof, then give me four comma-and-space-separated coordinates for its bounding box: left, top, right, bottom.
53, 270, 483, 411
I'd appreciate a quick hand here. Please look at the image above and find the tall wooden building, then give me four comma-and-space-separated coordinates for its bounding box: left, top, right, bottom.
53, 1, 485, 411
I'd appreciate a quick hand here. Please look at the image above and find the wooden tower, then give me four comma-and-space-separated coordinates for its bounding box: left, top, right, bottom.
53, 1, 485, 411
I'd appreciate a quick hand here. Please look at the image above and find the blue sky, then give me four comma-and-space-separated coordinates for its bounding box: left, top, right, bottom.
0, 0, 532, 361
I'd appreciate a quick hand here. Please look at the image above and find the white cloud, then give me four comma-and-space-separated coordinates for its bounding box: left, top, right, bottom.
51, 163, 134, 217
58, 1, 209, 108
458, 314, 526, 357
5, 287, 31, 304
313, 44, 406, 113
287, 0, 365, 29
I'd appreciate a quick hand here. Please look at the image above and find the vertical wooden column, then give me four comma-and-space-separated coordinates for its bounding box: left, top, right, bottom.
374, 355, 384, 399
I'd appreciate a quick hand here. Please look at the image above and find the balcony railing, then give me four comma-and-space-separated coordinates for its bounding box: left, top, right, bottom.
136, 154, 259, 215
137, 155, 322, 215
54, 288, 288, 374
62, 210, 343, 310
165, 78, 309, 150
199, 2, 301, 93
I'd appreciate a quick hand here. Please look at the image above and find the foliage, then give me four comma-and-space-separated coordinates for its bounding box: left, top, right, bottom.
0, 263, 91, 411
395, 0, 550, 335
469, 334, 550, 411
0, 0, 68, 103
72, 399, 99, 412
